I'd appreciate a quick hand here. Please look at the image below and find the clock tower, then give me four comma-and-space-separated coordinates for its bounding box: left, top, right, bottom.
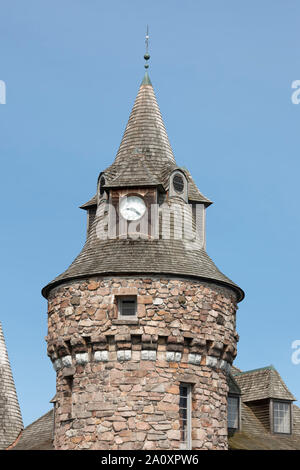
42, 50, 244, 450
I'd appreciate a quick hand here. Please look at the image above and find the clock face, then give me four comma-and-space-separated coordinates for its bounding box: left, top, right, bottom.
119, 196, 146, 221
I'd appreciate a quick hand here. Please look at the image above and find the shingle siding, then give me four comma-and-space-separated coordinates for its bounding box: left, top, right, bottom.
247, 399, 271, 432
0, 322, 23, 449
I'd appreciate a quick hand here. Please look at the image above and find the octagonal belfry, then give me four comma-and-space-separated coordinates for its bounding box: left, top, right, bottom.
42, 67, 244, 450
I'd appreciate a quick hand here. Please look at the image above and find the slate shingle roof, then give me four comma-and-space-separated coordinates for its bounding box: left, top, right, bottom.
80, 79, 213, 206
42, 230, 244, 300
228, 365, 300, 450
42, 73, 243, 301
229, 402, 300, 450
114, 72, 175, 165
0, 322, 23, 450
11, 410, 53, 450
232, 366, 296, 402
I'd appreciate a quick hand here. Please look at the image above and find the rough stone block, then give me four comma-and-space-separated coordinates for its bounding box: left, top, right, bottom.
53, 358, 62, 371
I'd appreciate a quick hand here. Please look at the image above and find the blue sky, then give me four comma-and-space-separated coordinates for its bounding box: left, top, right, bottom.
1, 0, 300, 426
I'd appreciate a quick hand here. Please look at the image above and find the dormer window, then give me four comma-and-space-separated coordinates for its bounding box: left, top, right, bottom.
173, 174, 184, 194
273, 401, 291, 434
228, 395, 240, 430
169, 170, 188, 202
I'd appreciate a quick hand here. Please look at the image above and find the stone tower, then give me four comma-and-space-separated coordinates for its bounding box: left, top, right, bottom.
42, 62, 244, 450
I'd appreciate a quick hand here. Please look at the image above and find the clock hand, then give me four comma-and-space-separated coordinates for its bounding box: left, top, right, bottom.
127, 207, 140, 216
131, 208, 141, 216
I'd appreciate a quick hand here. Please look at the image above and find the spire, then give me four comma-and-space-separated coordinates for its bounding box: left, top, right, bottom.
0, 322, 23, 449
113, 27, 175, 165
141, 71, 152, 86
143, 24, 151, 82
113, 78, 175, 164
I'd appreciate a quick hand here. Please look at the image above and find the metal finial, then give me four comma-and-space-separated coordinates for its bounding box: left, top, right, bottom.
144, 25, 150, 69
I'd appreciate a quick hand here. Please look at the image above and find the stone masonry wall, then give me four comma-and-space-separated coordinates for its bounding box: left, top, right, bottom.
46, 276, 239, 450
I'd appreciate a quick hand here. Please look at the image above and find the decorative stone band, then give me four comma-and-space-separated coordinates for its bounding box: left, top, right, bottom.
47, 332, 237, 366
52, 351, 231, 373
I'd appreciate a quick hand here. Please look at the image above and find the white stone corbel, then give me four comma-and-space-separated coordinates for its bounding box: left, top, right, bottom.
61, 355, 72, 368
75, 353, 89, 365
94, 350, 109, 362
117, 350, 131, 361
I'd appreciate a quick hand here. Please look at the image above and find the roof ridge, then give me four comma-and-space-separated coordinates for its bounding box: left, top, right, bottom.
21, 409, 53, 431
232, 365, 275, 376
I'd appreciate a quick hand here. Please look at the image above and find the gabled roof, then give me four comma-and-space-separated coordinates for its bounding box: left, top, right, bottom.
232, 365, 296, 402
0, 321, 23, 449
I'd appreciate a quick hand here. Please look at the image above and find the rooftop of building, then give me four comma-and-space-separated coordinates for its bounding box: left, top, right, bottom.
41, 69, 244, 302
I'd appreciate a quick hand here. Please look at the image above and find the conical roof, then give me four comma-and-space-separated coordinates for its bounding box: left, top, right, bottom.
42, 72, 244, 301
114, 72, 176, 165
102, 74, 211, 204
0, 322, 23, 449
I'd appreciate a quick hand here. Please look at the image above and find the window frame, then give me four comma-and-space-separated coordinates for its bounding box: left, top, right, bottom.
179, 383, 192, 450
271, 399, 292, 435
117, 295, 137, 319
227, 394, 240, 431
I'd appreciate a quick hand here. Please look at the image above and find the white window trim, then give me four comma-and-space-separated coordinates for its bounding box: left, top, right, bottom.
271, 399, 292, 435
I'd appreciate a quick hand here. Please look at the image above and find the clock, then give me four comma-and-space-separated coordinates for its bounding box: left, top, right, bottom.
119, 196, 146, 221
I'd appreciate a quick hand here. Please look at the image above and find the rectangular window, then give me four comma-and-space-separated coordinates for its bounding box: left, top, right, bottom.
228, 395, 239, 429
179, 383, 192, 450
118, 296, 137, 318
273, 401, 291, 434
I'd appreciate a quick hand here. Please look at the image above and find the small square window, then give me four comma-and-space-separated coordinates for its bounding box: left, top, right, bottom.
118, 296, 137, 318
